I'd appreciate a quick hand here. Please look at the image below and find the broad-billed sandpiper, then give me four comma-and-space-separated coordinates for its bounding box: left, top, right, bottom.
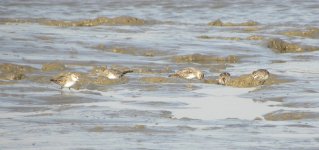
50, 73, 79, 89
251, 69, 270, 83
218, 72, 231, 85
169, 67, 204, 80
99, 68, 133, 79
90, 66, 107, 76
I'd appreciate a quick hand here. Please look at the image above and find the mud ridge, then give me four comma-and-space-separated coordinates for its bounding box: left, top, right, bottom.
267, 38, 318, 53
208, 19, 259, 27
0, 16, 146, 26
172, 53, 239, 64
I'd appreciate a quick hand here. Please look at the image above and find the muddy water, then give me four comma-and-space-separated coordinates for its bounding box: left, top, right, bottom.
1, 0, 319, 149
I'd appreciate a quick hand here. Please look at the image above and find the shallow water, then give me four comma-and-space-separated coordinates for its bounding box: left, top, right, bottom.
1, 0, 319, 149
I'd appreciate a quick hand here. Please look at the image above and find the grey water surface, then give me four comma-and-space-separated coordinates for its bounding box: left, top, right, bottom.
1, 0, 319, 149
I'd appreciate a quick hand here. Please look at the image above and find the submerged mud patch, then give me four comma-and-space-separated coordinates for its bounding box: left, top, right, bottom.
36, 95, 101, 105
0, 63, 36, 74
132, 66, 172, 74
197, 35, 242, 41
93, 76, 128, 85
198, 35, 264, 41
282, 27, 319, 38
28, 75, 52, 84
172, 54, 239, 64
203, 78, 218, 84
95, 44, 169, 57
41, 63, 66, 72
208, 19, 259, 27
0, 80, 16, 85
0, 18, 35, 25
40, 16, 145, 27
140, 77, 172, 83
0, 72, 25, 80
267, 38, 318, 53
87, 126, 105, 132
242, 27, 262, 32
262, 74, 288, 86
247, 35, 264, 40
264, 110, 319, 121
1, 16, 146, 26
0, 63, 36, 80
85, 125, 175, 133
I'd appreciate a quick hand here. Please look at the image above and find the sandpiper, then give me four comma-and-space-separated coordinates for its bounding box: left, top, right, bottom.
169, 67, 204, 80
50, 73, 79, 89
251, 69, 270, 83
99, 68, 133, 79
218, 72, 231, 85
90, 66, 107, 76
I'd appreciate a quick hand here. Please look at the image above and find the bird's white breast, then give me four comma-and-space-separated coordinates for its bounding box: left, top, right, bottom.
64, 80, 76, 88
107, 73, 118, 79
185, 74, 196, 79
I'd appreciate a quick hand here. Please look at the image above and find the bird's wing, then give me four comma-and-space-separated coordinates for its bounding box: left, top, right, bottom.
121, 69, 133, 75
50, 75, 66, 84
178, 68, 195, 74
108, 69, 122, 74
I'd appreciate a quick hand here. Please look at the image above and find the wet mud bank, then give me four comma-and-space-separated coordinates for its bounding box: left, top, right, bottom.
204, 74, 288, 88
95, 44, 171, 57
140, 77, 172, 84
0, 16, 147, 26
267, 38, 318, 53
0, 63, 37, 80
226, 74, 286, 88
197, 35, 264, 41
40, 16, 146, 27
172, 54, 239, 64
282, 27, 319, 38
197, 35, 243, 41
132, 66, 172, 74
41, 62, 66, 72
264, 110, 319, 121
208, 19, 259, 27
0, 62, 288, 90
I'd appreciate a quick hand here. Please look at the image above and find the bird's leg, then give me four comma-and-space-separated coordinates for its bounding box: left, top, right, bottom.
261, 80, 266, 85
257, 80, 265, 86
186, 79, 192, 89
